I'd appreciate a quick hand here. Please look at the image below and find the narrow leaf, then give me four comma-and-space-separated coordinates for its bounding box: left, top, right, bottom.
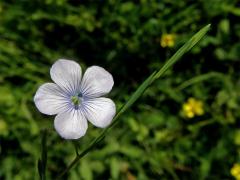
38, 159, 43, 180
176, 72, 223, 91
38, 129, 48, 180
41, 129, 47, 172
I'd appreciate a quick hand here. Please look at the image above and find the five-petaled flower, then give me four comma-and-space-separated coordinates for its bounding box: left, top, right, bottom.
34, 59, 116, 139
182, 98, 204, 118
160, 34, 176, 48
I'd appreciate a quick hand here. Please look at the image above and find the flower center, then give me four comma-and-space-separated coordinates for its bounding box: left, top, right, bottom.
71, 93, 83, 106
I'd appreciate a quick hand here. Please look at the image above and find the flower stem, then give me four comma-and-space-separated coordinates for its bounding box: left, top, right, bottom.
57, 131, 106, 179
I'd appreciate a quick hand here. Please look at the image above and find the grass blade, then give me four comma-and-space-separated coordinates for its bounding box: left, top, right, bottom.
38, 129, 48, 180
176, 72, 223, 91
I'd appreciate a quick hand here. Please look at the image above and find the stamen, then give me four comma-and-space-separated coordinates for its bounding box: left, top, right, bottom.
71, 96, 80, 106
71, 93, 83, 108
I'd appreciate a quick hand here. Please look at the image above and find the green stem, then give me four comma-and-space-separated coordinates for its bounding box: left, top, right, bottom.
57, 133, 105, 179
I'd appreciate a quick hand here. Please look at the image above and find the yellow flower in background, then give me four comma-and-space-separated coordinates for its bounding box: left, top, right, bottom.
160, 34, 175, 48
231, 163, 240, 180
182, 98, 204, 118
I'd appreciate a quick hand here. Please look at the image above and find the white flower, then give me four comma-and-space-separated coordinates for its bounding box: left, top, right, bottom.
34, 59, 116, 139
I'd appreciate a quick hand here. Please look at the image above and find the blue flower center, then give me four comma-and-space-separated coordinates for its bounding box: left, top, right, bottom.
71, 93, 83, 106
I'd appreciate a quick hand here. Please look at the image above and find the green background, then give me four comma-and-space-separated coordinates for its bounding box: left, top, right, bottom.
0, 0, 240, 179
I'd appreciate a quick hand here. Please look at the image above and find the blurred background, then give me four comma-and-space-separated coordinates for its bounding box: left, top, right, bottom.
1, 0, 240, 179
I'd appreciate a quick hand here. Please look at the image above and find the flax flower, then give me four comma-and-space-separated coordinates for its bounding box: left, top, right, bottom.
34, 59, 116, 139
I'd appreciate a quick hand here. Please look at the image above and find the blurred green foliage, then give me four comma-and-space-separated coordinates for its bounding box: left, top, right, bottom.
0, 0, 240, 179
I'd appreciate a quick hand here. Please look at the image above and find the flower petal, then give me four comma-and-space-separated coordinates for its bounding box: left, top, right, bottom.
34, 83, 70, 115
54, 109, 88, 139
81, 66, 114, 97
50, 59, 82, 95
82, 97, 116, 128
